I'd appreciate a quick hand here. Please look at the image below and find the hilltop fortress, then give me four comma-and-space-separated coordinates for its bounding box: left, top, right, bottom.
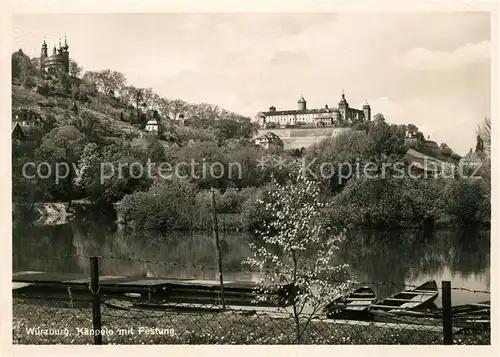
254, 92, 371, 149
257, 92, 371, 128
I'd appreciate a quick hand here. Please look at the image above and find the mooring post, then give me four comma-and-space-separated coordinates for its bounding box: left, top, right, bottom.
442, 280, 453, 345
211, 188, 226, 310
90, 256, 103, 345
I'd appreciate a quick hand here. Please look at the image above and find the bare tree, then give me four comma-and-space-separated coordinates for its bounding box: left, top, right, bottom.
82, 71, 102, 92
141, 87, 155, 109
476, 117, 491, 157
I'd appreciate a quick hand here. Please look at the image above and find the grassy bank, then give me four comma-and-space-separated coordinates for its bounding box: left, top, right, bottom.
12, 296, 489, 345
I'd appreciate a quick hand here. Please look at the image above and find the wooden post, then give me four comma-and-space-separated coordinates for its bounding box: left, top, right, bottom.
211, 188, 226, 310
90, 257, 103, 345
442, 280, 453, 345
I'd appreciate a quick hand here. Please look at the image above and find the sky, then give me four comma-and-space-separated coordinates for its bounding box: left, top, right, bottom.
12, 12, 491, 155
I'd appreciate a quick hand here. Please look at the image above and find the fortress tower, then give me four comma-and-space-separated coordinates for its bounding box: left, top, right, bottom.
298, 96, 307, 111
338, 91, 349, 120
363, 101, 371, 121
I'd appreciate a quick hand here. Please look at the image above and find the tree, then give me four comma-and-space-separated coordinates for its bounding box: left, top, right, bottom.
444, 178, 490, 226
156, 97, 173, 119
402, 177, 446, 227
475, 134, 484, 153
121, 85, 144, 121
94, 69, 126, 96
147, 140, 167, 163
367, 122, 407, 159
476, 117, 491, 157
141, 87, 155, 109
373, 113, 385, 124
265, 122, 279, 129
73, 142, 102, 202
110, 70, 127, 96
242, 174, 353, 344
415, 131, 425, 141
170, 99, 187, 119
11, 50, 37, 87
82, 71, 102, 92
406, 124, 418, 137
120, 85, 135, 106
36, 125, 86, 202
69, 59, 83, 78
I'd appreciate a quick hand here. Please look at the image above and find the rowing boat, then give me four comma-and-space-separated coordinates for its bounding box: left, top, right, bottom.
370, 280, 438, 313
325, 286, 377, 317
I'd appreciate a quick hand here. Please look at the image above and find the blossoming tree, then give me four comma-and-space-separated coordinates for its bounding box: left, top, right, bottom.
243, 173, 354, 343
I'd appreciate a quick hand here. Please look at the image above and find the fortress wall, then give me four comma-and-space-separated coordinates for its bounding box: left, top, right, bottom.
256, 127, 352, 150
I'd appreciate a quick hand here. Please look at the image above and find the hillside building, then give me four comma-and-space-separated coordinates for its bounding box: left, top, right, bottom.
11, 122, 26, 143
145, 119, 160, 134
257, 92, 371, 128
254, 132, 284, 149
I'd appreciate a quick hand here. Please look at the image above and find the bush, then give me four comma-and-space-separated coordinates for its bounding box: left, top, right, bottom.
37, 83, 50, 96
115, 179, 198, 230
444, 178, 490, 226
241, 183, 276, 232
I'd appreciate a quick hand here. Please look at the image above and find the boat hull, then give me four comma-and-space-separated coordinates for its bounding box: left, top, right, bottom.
325, 286, 377, 319
370, 280, 439, 313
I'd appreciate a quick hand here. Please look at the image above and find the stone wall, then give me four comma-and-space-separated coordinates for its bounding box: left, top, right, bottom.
255, 127, 352, 149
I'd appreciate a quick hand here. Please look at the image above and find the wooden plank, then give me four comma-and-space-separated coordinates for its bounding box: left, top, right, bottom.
13, 271, 44, 277
323, 318, 458, 333
472, 303, 490, 308
117, 279, 182, 286
399, 302, 420, 309
371, 304, 402, 309
386, 297, 424, 302
399, 291, 435, 295
345, 298, 376, 301
13, 282, 33, 290
62, 275, 128, 284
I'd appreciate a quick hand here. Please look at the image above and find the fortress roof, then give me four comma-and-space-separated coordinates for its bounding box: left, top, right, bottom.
262, 108, 332, 116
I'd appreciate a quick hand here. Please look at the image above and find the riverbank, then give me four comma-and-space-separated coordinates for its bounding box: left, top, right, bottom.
12, 296, 490, 345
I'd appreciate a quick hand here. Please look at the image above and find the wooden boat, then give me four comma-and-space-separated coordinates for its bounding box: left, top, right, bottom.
325, 286, 377, 317
370, 280, 438, 313
452, 301, 490, 316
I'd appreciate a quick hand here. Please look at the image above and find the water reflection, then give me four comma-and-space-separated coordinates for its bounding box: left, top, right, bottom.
12, 216, 490, 305
338, 229, 490, 305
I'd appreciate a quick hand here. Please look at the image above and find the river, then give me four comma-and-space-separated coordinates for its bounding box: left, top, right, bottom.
12, 213, 490, 307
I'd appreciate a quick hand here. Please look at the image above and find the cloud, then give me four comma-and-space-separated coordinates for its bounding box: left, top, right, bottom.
399, 41, 490, 70
366, 96, 485, 155
12, 13, 489, 156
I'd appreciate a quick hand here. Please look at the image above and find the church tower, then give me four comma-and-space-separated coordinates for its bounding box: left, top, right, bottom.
62, 35, 70, 73
40, 40, 48, 70
40, 40, 48, 58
